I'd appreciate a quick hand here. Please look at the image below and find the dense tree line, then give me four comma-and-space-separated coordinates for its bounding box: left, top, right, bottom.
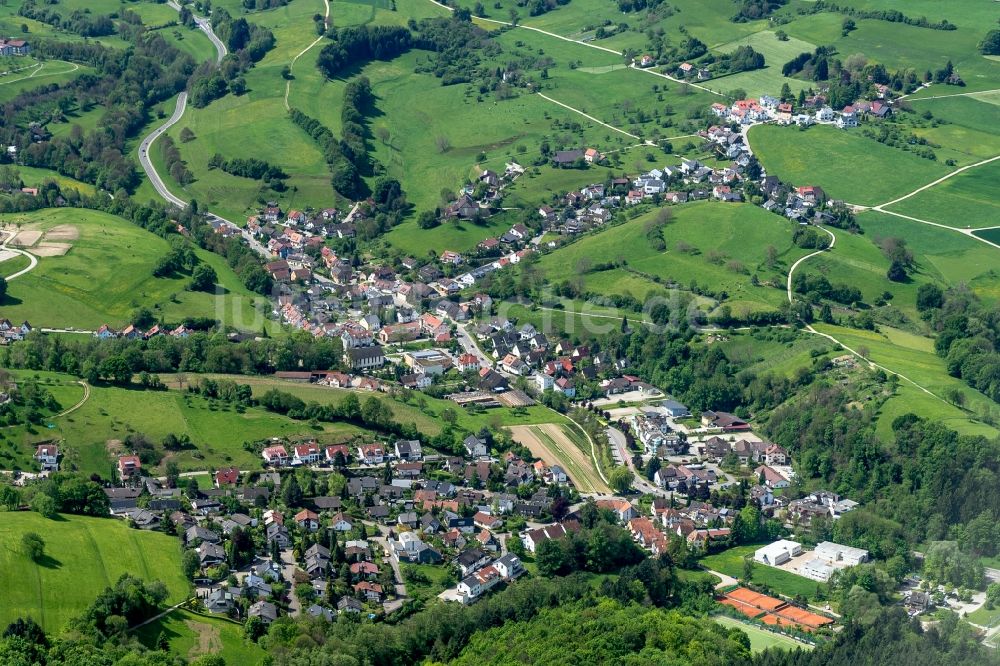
981, 30, 1000, 56
188, 7, 277, 107
19, 0, 116, 37
451, 598, 753, 665
615, 0, 668, 12
316, 25, 413, 79
928, 286, 1000, 405
713, 45, 765, 75
409, 15, 495, 86
188, 217, 274, 295
792, 272, 862, 305
288, 107, 365, 199
731, 0, 786, 22
208, 154, 287, 181
534, 503, 646, 576
160, 135, 195, 186
0, 330, 344, 379
802, 1, 957, 31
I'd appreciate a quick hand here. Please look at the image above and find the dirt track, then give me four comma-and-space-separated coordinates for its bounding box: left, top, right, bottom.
509, 424, 611, 494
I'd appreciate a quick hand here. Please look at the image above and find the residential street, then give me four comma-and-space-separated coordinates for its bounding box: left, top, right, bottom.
455, 323, 492, 370
607, 426, 669, 497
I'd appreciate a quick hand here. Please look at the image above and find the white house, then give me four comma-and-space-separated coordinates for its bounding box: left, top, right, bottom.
536, 373, 554, 392
754, 539, 802, 566
815, 106, 834, 122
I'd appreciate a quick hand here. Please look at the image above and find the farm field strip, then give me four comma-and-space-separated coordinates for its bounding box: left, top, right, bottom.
509, 423, 611, 493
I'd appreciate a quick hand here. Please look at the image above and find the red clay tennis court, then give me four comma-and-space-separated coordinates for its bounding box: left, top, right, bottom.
718, 588, 834, 632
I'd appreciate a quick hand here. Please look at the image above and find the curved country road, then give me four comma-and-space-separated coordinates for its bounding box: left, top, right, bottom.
167, 0, 227, 64
138, 92, 190, 209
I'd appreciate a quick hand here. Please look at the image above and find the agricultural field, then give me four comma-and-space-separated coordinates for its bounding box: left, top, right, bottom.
902, 96, 1000, 166
135, 608, 266, 664
508, 423, 610, 493
712, 615, 810, 653
882, 160, 1000, 230
748, 124, 948, 206
535, 201, 808, 316
0, 58, 93, 104
0, 208, 276, 332
701, 545, 823, 601
0, 512, 190, 633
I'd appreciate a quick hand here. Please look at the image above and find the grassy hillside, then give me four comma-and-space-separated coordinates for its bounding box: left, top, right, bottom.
0, 208, 275, 331
0, 512, 189, 633
135, 608, 266, 664
857, 212, 1000, 304
812, 323, 1000, 438
0, 369, 565, 476
749, 124, 948, 206
0, 370, 367, 476
535, 201, 807, 315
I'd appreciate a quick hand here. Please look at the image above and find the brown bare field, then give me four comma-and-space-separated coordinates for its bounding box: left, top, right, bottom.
45, 224, 79, 241
33, 243, 72, 256
9, 229, 42, 247
509, 423, 610, 494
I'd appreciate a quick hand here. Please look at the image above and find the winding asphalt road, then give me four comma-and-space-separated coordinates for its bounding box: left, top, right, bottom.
138, 92, 190, 209
167, 0, 227, 64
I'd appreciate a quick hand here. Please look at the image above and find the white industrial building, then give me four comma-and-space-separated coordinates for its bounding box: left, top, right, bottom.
754, 539, 802, 566
814, 541, 869, 566
800, 558, 835, 581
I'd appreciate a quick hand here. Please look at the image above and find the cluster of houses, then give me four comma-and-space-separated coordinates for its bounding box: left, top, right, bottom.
0, 319, 31, 344
710, 94, 892, 130
445, 163, 526, 219
99, 426, 586, 619
93, 322, 193, 340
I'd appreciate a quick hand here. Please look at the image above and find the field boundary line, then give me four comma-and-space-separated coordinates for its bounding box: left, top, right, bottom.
906, 87, 1000, 102
784, 225, 953, 404
875, 154, 1000, 210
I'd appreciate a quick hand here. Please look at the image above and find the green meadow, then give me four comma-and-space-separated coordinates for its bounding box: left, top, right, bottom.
701, 544, 822, 600
857, 211, 1000, 303
883, 159, 1000, 230
0, 512, 190, 633
0, 208, 275, 332
713, 615, 810, 652
749, 124, 948, 206
535, 201, 809, 315
0, 373, 367, 476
